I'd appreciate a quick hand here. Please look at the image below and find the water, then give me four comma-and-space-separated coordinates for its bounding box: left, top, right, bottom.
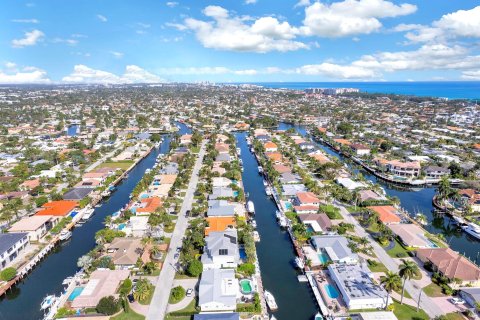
278, 122, 480, 263
0, 122, 191, 320
245, 82, 480, 100
67, 125, 78, 137
235, 132, 318, 320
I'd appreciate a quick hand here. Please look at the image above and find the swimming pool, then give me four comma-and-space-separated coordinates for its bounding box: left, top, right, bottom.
240, 279, 253, 294
324, 284, 339, 299
318, 253, 330, 264
140, 194, 150, 199
68, 287, 84, 301
285, 202, 293, 210
239, 248, 247, 260
118, 223, 126, 230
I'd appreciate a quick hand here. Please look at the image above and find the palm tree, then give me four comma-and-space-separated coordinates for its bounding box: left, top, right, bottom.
398, 259, 420, 304
437, 176, 452, 202
380, 271, 402, 309
133, 279, 152, 302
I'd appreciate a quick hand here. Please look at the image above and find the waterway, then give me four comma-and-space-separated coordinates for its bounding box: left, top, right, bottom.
0, 122, 190, 320
278, 122, 480, 264
235, 132, 318, 320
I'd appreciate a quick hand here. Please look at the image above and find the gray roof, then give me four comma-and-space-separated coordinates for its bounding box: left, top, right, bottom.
201, 231, 239, 264
282, 184, 307, 196
215, 153, 231, 162
279, 172, 301, 184
194, 313, 240, 320
199, 269, 237, 307
209, 187, 234, 200
207, 200, 236, 217
63, 187, 93, 200
460, 287, 480, 303
311, 235, 358, 262
0, 233, 28, 254
160, 163, 179, 175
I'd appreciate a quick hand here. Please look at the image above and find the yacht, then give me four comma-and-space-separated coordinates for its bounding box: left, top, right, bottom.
247, 201, 255, 214
40, 295, 57, 310
278, 216, 288, 228
264, 290, 278, 311
275, 210, 282, 219
462, 223, 480, 240
258, 166, 264, 174
294, 257, 305, 269
250, 220, 257, 229
59, 230, 72, 241
253, 231, 261, 242
263, 179, 268, 187
314, 312, 323, 320
62, 276, 74, 286
265, 186, 272, 196
101, 190, 111, 197
236, 147, 241, 155
81, 206, 95, 221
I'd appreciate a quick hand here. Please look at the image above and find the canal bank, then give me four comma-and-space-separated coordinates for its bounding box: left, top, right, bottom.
235, 132, 318, 320
278, 122, 480, 264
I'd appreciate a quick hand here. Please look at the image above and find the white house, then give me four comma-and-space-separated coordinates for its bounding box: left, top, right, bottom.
8, 215, 58, 241
311, 235, 358, 264
0, 233, 29, 269
201, 231, 240, 270
198, 268, 238, 312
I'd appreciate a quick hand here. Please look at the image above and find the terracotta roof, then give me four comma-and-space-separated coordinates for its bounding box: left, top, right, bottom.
20, 179, 40, 189
36, 200, 78, 216
264, 142, 277, 149
367, 206, 401, 224
296, 192, 320, 204
205, 217, 236, 236
136, 197, 162, 213
416, 248, 480, 281
309, 153, 331, 164
266, 152, 282, 162
273, 164, 292, 174
334, 138, 351, 146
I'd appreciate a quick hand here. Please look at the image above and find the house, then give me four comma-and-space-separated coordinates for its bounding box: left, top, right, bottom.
388, 224, 432, 248
180, 134, 192, 145
265, 152, 283, 163
0, 232, 29, 268
279, 172, 302, 184
367, 206, 401, 225
294, 192, 321, 214
71, 269, 129, 308
298, 213, 332, 233
205, 217, 236, 236
424, 166, 450, 179
135, 197, 162, 215
328, 263, 390, 310
458, 189, 480, 212
310, 235, 358, 264
198, 268, 238, 312
309, 152, 331, 164
63, 187, 94, 200
36, 200, 78, 217
129, 216, 149, 237
194, 313, 240, 320
105, 237, 144, 269
212, 177, 232, 188
357, 190, 386, 203
215, 143, 230, 154
273, 164, 292, 174
282, 184, 307, 197
264, 141, 278, 152
458, 287, 480, 308
416, 248, 480, 286
385, 160, 421, 178
336, 177, 366, 191
350, 143, 371, 156
209, 187, 234, 200
19, 179, 40, 191
215, 153, 232, 163
207, 200, 237, 217
201, 230, 240, 270
8, 216, 58, 241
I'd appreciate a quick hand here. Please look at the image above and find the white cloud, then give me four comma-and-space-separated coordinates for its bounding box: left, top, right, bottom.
97, 14, 108, 22
11, 19, 39, 23
302, 0, 417, 37
166, 1, 178, 8
165, 22, 188, 31
156, 66, 262, 76
52, 38, 78, 46
110, 51, 124, 58
62, 65, 165, 84
0, 65, 50, 84
245, 0, 257, 4
294, 0, 311, 8
234, 69, 257, 75
11, 29, 44, 48
296, 63, 378, 79
183, 5, 307, 53
461, 70, 480, 80
392, 23, 422, 32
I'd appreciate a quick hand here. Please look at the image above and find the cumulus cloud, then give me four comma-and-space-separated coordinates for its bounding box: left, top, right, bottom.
461, 70, 480, 80
97, 14, 107, 22
166, 2, 178, 7
296, 63, 378, 79
0, 64, 51, 84
11, 19, 39, 23
182, 5, 308, 53
11, 29, 44, 48
62, 65, 165, 84
302, 0, 417, 37
245, 0, 257, 4
294, 0, 311, 8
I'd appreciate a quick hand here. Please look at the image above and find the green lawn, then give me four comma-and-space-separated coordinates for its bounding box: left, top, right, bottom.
110, 310, 145, 320
166, 298, 198, 319
392, 300, 429, 320
444, 313, 466, 320
138, 286, 155, 305
386, 239, 410, 258
98, 161, 134, 170
423, 283, 445, 297
366, 259, 388, 273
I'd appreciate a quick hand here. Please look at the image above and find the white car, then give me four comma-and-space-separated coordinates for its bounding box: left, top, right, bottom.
450, 297, 465, 305
186, 288, 193, 297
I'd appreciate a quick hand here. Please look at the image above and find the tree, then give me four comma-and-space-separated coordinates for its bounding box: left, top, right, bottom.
0, 267, 17, 281
77, 255, 94, 269
169, 286, 186, 304
96, 296, 120, 315
35, 196, 49, 208
380, 271, 402, 309
119, 278, 132, 296
398, 259, 420, 304
133, 278, 153, 302
187, 259, 203, 277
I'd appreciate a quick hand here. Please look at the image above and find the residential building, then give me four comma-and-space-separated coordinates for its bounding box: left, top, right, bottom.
0, 232, 29, 268
310, 235, 358, 264
8, 215, 58, 241
105, 237, 144, 269
198, 268, 238, 312
201, 231, 240, 270
367, 206, 401, 225
298, 213, 332, 233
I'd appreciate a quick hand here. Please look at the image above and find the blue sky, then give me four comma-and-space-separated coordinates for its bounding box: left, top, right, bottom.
1, 0, 480, 83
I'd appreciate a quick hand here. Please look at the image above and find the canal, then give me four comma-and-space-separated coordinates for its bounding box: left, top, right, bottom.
278, 122, 480, 263
235, 132, 318, 320
0, 123, 190, 320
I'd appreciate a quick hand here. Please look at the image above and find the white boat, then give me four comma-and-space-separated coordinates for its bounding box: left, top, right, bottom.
263, 179, 268, 187
271, 316, 277, 320
145, 168, 151, 173
275, 210, 282, 219
62, 276, 74, 286
236, 147, 241, 155
251, 220, 257, 229
40, 295, 57, 310
265, 186, 272, 196
462, 223, 480, 240
81, 207, 94, 221
101, 190, 111, 197
453, 215, 467, 225
239, 159, 243, 165
253, 231, 261, 242
59, 230, 72, 241
247, 201, 255, 214
295, 256, 305, 269
314, 312, 323, 320
250, 147, 254, 153
278, 216, 288, 228
265, 290, 278, 311
258, 166, 263, 174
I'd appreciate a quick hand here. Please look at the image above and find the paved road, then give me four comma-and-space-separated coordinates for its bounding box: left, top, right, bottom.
334, 201, 444, 318
146, 141, 206, 320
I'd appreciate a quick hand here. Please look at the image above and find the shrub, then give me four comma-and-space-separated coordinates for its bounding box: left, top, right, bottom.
0, 267, 17, 281
169, 286, 186, 304
119, 278, 132, 296
237, 263, 256, 276
186, 259, 203, 277
96, 296, 120, 315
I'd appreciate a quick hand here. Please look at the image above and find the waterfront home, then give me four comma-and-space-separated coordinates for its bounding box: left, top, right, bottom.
308, 151, 331, 165
311, 235, 358, 264
298, 213, 332, 233
212, 177, 233, 188
194, 313, 240, 320
205, 217, 236, 236
336, 177, 366, 191
298, 142, 316, 151
388, 224, 433, 248
367, 206, 401, 225
214, 143, 230, 154
212, 162, 227, 175
19, 178, 40, 191
350, 143, 371, 156
279, 172, 302, 184
71, 269, 129, 308
8, 215, 58, 242
155, 174, 178, 185
134, 197, 162, 215
294, 191, 321, 214
458, 287, 480, 309
357, 190, 387, 204
209, 187, 235, 200
265, 152, 283, 164
0, 232, 29, 268
424, 166, 450, 179
128, 216, 149, 237
180, 134, 192, 145
207, 200, 236, 217
198, 268, 238, 312
36, 200, 78, 217
458, 189, 480, 212
159, 162, 179, 175
416, 248, 480, 286
385, 160, 421, 178
63, 187, 94, 200
328, 263, 390, 310
105, 237, 144, 269
216, 134, 229, 143
282, 184, 307, 197
201, 230, 240, 270
264, 141, 278, 152
333, 138, 352, 146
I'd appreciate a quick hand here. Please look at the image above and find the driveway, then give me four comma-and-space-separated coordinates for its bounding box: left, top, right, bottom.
167, 278, 199, 313
146, 141, 206, 320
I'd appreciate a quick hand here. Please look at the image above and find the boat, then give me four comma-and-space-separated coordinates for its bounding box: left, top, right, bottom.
62, 276, 74, 286
59, 230, 72, 241
314, 312, 323, 320
236, 147, 241, 155
258, 166, 264, 174
264, 290, 278, 311
294, 256, 305, 269
250, 147, 254, 153
251, 220, 257, 229
239, 159, 243, 165
414, 213, 427, 225
101, 190, 111, 197
263, 179, 268, 187
40, 295, 57, 310
247, 201, 255, 214
452, 215, 467, 226
278, 216, 288, 228
81, 207, 94, 221
271, 316, 277, 320
462, 223, 480, 240
253, 231, 261, 242
145, 168, 151, 173
265, 186, 272, 196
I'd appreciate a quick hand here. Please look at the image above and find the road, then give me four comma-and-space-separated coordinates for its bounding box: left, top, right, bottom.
334, 201, 443, 318
146, 140, 206, 320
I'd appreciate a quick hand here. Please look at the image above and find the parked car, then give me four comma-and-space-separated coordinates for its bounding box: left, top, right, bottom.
186, 288, 193, 297
451, 297, 465, 305
185, 210, 191, 217
174, 253, 180, 259
127, 293, 135, 303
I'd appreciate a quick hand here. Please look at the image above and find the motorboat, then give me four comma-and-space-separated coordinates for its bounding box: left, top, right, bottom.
263, 179, 268, 187
265, 186, 272, 196
264, 290, 278, 311
271, 316, 277, 320
251, 220, 257, 229
40, 295, 57, 310
59, 230, 72, 241
278, 216, 288, 228
258, 166, 264, 174
253, 231, 261, 242
247, 201, 255, 214
275, 210, 282, 219
236, 147, 241, 155
101, 190, 111, 197
294, 257, 305, 269
62, 276, 74, 286
462, 223, 480, 240
81, 206, 94, 221
314, 312, 323, 320
239, 159, 243, 165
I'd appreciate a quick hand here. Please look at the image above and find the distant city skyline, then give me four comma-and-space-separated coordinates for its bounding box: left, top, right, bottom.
2, 0, 480, 83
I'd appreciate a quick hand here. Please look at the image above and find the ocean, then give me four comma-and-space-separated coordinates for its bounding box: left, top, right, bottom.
243, 81, 480, 100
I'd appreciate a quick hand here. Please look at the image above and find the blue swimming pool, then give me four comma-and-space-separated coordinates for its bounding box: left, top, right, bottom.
285, 202, 293, 209
68, 287, 84, 301
239, 248, 247, 260
318, 253, 330, 264
118, 223, 126, 230
140, 194, 149, 199
233, 191, 239, 197
324, 284, 339, 299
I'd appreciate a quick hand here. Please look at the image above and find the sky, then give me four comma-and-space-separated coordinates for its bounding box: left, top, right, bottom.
1, 0, 480, 84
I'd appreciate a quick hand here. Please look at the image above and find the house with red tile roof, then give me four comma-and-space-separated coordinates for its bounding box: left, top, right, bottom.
36, 200, 78, 216
264, 141, 278, 152
265, 152, 283, 163
294, 192, 321, 214
367, 206, 401, 224
135, 197, 162, 215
